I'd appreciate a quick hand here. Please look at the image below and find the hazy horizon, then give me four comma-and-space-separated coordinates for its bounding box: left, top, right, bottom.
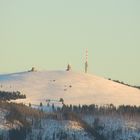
0, 0, 140, 85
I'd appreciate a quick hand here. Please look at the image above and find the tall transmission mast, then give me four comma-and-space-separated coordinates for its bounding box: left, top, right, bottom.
85, 49, 88, 73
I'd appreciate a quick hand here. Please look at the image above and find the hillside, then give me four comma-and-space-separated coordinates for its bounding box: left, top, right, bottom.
0, 70, 140, 106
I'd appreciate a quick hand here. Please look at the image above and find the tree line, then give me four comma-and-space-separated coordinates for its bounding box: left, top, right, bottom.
108, 78, 140, 90
0, 91, 26, 101
60, 104, 140, 116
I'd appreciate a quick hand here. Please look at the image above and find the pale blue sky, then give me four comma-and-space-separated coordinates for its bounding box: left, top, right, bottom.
0, 0, 140, 85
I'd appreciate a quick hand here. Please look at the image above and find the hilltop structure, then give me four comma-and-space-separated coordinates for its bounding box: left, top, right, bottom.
85, 49, 88, 73
29, 67, 37, 72
66, 64, 71, 71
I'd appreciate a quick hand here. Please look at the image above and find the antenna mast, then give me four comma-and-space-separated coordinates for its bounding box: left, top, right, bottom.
85, 49, 88, 73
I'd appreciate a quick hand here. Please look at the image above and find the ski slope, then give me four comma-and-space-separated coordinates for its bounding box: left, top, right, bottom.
0, 70, 140, 106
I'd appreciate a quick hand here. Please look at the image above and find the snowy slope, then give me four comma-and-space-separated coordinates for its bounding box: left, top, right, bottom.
26, 120, 92, 140
0, 108, 21, 139
0, 70, 140, 106
0, 107, 93, 140
84, 115, 140, 140
0, 109, 8, 131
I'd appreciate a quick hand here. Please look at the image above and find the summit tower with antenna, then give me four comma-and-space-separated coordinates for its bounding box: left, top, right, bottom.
85, 49, 88, 73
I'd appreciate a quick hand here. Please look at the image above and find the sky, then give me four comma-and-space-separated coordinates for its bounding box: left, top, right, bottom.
0, 0, 140, 85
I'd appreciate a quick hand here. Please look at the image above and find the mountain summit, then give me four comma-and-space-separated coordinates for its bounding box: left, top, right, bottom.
0, 70, 140, 106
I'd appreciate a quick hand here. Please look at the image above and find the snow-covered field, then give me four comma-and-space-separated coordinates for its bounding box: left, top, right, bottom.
0, 70, 140, 106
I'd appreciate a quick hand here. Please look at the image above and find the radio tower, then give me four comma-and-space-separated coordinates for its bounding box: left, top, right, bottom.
85, 49, 88, 73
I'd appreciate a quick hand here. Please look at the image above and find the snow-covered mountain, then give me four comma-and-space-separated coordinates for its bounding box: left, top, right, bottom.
0, 70, 140, 106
